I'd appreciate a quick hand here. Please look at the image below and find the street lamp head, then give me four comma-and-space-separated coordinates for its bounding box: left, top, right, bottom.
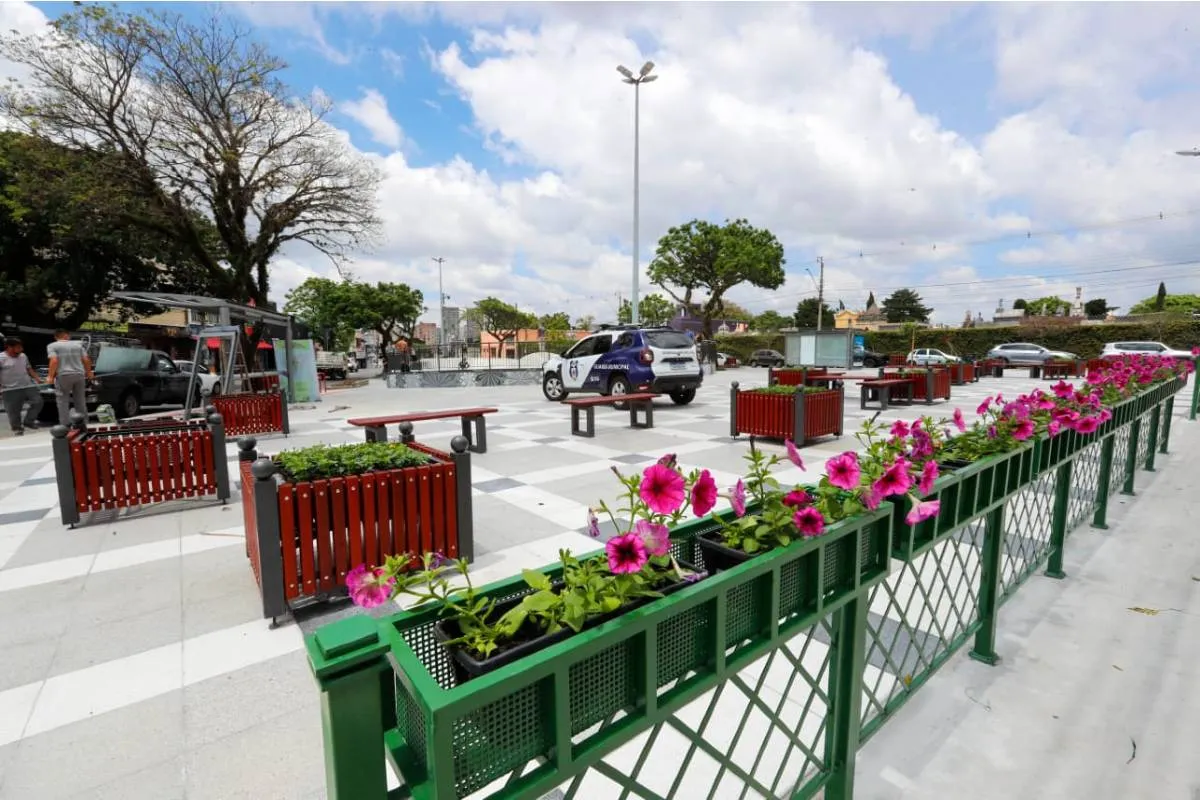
1175, 148, 1200, 156
616, 64, 634, 79
640, 61, 655, 77
622, 77, 637, 84
640, 74, 658, 83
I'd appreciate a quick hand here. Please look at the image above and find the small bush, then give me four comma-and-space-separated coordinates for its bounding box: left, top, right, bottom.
275, 442, 433, 481
746, 384, 832, 396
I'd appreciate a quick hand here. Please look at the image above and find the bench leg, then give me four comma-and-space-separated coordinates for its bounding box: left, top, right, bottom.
860, 388, 868, 410
880, 387, 890, 412
365, 426, 387, 443
462, 416, 487, 454
630, 400, 654, 430
571, 406, 595, 438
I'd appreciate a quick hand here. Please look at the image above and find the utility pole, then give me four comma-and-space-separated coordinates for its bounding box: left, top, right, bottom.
432, 257, 446, 370
814, 257, 827, 331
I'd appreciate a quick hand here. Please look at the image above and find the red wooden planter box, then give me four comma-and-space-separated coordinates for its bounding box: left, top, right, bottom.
768, 367, 826, 387
1085, 358, 1109, 378
211, 392, 289, 437
239, 436, 475, 623
51, 414, 231, 527
948, 362, 976, 385
729, 383, 844, 443
906, 369, 951, 402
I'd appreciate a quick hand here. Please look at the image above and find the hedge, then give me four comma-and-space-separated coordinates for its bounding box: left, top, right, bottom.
715, 319, 1200, 361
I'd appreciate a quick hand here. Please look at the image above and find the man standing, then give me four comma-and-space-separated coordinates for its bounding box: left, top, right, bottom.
0, 338, 44, 436
46, 330, 94, 426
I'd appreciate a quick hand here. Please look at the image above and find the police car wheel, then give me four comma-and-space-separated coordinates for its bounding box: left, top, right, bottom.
669, 388, 696, 405
607, 375, 631, 409
542, 372, 567, 402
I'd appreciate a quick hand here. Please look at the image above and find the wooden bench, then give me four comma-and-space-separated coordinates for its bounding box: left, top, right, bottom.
564, 393, 659, 438
858, 379, 914, 411
1039, 362, 1074, 380
347, 407, 498, 453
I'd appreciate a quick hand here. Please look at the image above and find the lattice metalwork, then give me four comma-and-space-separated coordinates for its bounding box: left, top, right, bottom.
555, 618, 836, 800
859, 519, 985, 738
1108, 425, 1132, 496
1066, 438, 1103, 530
998, 467, 1057, 601
1135, 409, 1154, 468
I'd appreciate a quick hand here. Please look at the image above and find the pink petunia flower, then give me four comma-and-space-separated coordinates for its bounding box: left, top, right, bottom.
690, 469, 719, 517
606, 532, 649, 574
785, 439, 806, 469
977, 397, 993, 415
905, 498, 941, 526
347, 563, 395, 609
639, 463, 686, 515
783, 489, 811, 507
827, 452, 862, 491
952, 408, 966, 432
873, 461, 912, 498
1072, 415, 1101, 435
657, 453, 678, 468
862, 485, 883, 510
731, 479, 747, 517
1047, 420, 1063, 438
587, 508, 601, 538
1012, 418, 1036, 441
793, 506, 826, 538
634, 519, 671, 557
1192, 346, 1199, 356
1051, 380, 1073, 399
890, 420, 911, 438
919, 460, 939, 495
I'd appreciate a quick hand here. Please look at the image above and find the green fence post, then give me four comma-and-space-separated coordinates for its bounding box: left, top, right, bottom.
969, 506, 1004, 666
1144, 405, 1160, 472
1160, 396, 1175, 454
1190, 361, 1199, 421
1045, 461, 1072, 580
823, 593, 868, 800
1091, 434, 1115, 529
1122, 418, 1140, 495
307, 616, 394, 800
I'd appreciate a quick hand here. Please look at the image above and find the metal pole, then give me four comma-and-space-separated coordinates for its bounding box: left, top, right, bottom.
816, 256, 826, 331
631, 81, 641, 327
433, 257, 446, 371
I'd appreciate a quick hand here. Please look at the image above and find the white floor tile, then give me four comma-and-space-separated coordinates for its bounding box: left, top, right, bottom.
0, 682, 41, 747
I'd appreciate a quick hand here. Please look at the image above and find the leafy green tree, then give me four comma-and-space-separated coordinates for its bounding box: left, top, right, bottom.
1024, 296, 1072, 316
793, 298, 836, 329
1155, 281, 1168, 311
880, 288, 932, 323
0, 131, 221, 329
284, 278, 358, 350
573, 314, 595, 331
1083, 298, 1114, 319
539, 312, 571, 331
350, 283, 424, 345
0, 5, 380, 305
753, 310, 790, 332
618, 294, 675, 326
1130, 293, 1200, 315
1012, 298, 1028, 310
865, 291, 876, 308
648, 218, 786, 335
465, 297, 536, 346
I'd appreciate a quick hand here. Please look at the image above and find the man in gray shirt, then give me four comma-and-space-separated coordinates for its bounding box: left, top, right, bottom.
1, 337, 45, 435
47, 329, 94, 427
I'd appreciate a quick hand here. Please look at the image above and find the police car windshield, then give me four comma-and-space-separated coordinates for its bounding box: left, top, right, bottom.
643, 331, 693, 349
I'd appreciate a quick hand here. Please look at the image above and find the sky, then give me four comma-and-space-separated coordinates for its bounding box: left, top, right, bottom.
6, 1, 1200, 327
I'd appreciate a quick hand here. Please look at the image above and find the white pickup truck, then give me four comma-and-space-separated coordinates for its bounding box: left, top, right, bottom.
315, 351, 353, 380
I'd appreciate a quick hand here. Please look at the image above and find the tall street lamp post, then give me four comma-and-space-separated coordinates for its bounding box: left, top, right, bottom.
617, 61, 657, 326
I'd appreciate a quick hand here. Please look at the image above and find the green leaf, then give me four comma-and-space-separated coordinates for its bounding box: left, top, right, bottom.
520, 590, 559, 612
522, 569, 553, 592
742, 537, 760, 553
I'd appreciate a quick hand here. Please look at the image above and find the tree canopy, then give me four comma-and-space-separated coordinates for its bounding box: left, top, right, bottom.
752, 310, 790, 332
618, 294, 675, 326
1130, 293, 1200, 315
1023, 296, 1072, 316
1083, 298, 1115, 319
880, 288, 932, 323
1155, 281, 1168, 312
793, 298, 836, 330
0, 5, 380, 306
284, 278, 423, 349
648, 218, 785, 335
538, 312, 571, 331
464, 297, 535, 343
0, 131, 221, 329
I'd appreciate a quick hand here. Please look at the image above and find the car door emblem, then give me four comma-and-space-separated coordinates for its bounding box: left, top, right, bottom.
568, 360, 579, 380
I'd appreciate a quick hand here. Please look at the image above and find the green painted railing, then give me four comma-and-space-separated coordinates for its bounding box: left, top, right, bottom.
307, 376, 1187, 800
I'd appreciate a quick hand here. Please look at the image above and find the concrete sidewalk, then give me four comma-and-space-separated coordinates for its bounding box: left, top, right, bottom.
854, 403, 1200, 799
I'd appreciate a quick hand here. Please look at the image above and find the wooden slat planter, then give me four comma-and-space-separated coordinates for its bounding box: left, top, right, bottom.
211, 391, 289, 437
1085, 358, 1109, 377
240, 435, 475, 625
767, 367, 826, 387
50, 412, 231, 527
728, 381, 844, 443
948, 362, 977, 385
900, 369, 951, 403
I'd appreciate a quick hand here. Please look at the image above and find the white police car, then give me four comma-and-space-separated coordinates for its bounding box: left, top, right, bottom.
541, 325, 703, 404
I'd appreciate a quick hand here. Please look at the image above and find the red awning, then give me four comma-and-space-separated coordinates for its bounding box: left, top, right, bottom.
205, 338, 221, 349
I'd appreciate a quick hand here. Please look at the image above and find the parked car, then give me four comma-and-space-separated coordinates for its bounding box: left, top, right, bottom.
1100, 341, 1194, 359
540, 325, 703, 405
90, 347, 204, 419
906, 348, 961, 366
717, 352, 738, 368
984, 342, 1076, 365
854, 345, 887, 368
174, 360, 222, 397
747, 349, 785, 368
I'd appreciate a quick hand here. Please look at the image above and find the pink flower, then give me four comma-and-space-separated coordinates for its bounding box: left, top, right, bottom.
1099, 408, 1112, 423
347, 564, 395, 609
862, 485, 883, 510
977, 397, 992, 415
873, 461, 912, 498
952, 408, 966, 432
905, 498, 941, 526
793, 506, 826, 538
639, 463, 686, 514
987, 425, 998, 439
1072, 415, 1100, 435
731, 479, 747, 517
587, 508, 601, 538
785, 439, 806, 469
690, 470, 718, 517
606, 533, 648, 574
1051, 380, 1073, 399
657, 453, 678, 468
890, 420, 911, 438
782, 489, 812, 507
634, 519, 671, 556
827, 452, 862, 491
1192, 346, 1199, 356
1012, 418, 1035, 441
919, 460, 938, 495
1047, 420, 1062, 438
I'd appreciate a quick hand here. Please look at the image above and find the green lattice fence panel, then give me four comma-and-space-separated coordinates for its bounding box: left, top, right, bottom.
859, 518, 985, 740
552, 616, 836, 800
1066, 438, 1103, 531
1135, 410, 1153, 468
1108, 425, 1132, 497
998, 466, 1057, 602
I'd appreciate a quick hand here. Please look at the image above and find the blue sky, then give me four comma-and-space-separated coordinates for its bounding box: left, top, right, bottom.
19, 2, 1200, 324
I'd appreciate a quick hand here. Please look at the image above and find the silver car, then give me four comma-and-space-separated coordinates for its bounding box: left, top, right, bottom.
985, 342, 1076, 365
1100, 341, 1193, 359
906, 348, 960, 366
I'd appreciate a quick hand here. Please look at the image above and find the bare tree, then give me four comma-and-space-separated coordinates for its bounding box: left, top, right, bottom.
0, 5, 381, 305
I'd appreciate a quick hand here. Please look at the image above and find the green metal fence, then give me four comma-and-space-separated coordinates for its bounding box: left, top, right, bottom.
306, 376, 1187, 800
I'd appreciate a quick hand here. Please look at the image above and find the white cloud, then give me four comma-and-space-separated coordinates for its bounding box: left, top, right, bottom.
339, 88, 405, 150
380, 47, 405, 78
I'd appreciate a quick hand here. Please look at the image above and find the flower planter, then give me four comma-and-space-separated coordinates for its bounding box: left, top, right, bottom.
210, 391, 289, 437
361, 504, 891, 800
900, 369, 951, 403
767, 367, 826, 387
948, 362, 976, 385
240, 436, 475, 623
729, 382, 844, 442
